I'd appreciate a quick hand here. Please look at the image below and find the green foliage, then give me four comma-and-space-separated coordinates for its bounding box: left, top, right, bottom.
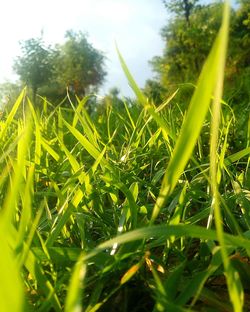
151, 2, 223, 86
148, 0, 250, 153
227, 0, 250, 104
0, 3, 250, 312
144, 79, 167, 105
0, 77, 249, 310
150, 1, 250, 109
11, 31, 106, 106
163, 0, 199, 23
13, 37, 54, 103
53, 30, 106, 97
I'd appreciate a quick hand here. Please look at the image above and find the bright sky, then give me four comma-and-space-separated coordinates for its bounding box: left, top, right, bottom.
0, 0, 167, 97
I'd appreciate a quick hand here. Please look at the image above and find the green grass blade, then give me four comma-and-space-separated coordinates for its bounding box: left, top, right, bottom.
116, 47, 175, 140
83, 224, 250, 262
17, 164, 34, 246
27, 99, 42, 170
209, 2, 243, 310
58, 137, 81, 173
63, 118, 106, 165
0, 88, 26, 141
116, 44, 147, 105
65, 253, 86, 312
224, 146, 250, 165
72, 95, 92, 127
1, 119, 32, 226
0, 228, 24, 311
150, 2, 233, 222
41, 137, 60, 161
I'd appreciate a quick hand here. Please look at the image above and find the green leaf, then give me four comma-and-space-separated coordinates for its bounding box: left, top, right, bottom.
83, 224, 250, 262
65, 253, 86, 312
0, 230, 24, 312
0, 88, 26, 141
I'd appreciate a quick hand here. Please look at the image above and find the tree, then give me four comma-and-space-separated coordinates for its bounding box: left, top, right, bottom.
53, 31, 106, 98
13, 37, 54, 104
148, 0, 250, 148
151, 1, 250, 104
13, 31, 107, 106
150, 2, 223, 89
163, 0, 199, 24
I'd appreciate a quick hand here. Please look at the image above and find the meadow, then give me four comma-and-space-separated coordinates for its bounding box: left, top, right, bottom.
1, 3, 250, 311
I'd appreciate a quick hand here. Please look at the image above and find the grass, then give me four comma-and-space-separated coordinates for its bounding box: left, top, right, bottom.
1, 2, 250, 311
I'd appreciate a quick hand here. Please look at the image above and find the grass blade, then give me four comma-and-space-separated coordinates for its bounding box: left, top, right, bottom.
150, 2, 233, 221
65, 253, 86, 312
209, 2, 244, 310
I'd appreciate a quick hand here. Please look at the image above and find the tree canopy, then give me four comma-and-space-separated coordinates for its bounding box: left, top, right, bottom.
13, 31, 106, 104
163, 0, 199, 23
149, 0, 250, 111
13, 38, 54, 103
53, 31, 106, 97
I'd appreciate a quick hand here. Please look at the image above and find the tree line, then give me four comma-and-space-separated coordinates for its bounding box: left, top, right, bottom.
145, 0, 249, 112
0, 30, 106, 107
0, 0, 249, 116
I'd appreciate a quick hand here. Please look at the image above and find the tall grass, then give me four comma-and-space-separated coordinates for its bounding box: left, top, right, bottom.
0, 2, 250, 311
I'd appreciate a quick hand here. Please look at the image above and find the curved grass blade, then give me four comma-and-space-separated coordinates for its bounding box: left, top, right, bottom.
116, 45, 175, 141
0, 87, 26, 141
209, 2, 243, 310
83, 224, 250, 262
41, 137, 60, 161
224, 146, 250, 165
27, 99, 42, 170
65, 253, 86, 312
150, 2, 233, 222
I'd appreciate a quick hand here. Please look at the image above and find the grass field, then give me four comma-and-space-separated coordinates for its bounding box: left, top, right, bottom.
1, 3, 250, 311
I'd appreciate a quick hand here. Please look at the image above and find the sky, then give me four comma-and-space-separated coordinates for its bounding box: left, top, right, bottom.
0, 0, 167, 97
